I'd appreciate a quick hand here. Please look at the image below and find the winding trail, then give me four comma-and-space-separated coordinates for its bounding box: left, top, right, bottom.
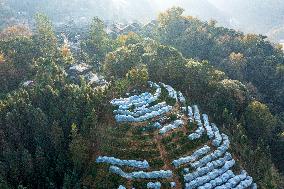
155, 133, 182, 189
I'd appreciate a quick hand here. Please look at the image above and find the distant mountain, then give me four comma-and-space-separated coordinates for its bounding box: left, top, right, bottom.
175, 0, 230, 26
3, 0, 284, 42
1, 0, 229, 25
97, 0, 229, 24
267, 26, 284, 42
209, 0, 284, 36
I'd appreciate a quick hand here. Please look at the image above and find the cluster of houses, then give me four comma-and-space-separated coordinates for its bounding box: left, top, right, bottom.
20, 19, 157, 90
21, 62, 108, 90
67, 63, 108, 89
105, 20, 158, 38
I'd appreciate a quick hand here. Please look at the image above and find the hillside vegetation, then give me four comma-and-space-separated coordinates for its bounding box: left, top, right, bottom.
94, 81, 257, 188
0, 7, 283, 189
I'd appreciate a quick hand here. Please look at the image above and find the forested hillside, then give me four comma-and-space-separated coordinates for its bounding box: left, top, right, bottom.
0, 6, 284, 189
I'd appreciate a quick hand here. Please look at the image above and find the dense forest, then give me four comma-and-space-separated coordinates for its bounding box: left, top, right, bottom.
0, 3, 284, 189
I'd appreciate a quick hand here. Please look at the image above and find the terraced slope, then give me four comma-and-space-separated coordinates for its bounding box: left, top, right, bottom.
95, 82, 257, 189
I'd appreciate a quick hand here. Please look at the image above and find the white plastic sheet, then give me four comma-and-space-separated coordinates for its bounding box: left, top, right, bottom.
109, 166, 173, 179
96, 156, 149, 169
184, 152, 232, 182
212, 123, 222, 147
215, 170, 248, 189
202, 114, 214, 139
178, 91, 186, 103
185, 159, 235, 187
191, 134, 230, 169
159, 119, 184, 134
160, 83, 178, 100
147, 182, 161, 189
115, 105, 172, 122
188, 105, 205, 140
172, 145, 211, 167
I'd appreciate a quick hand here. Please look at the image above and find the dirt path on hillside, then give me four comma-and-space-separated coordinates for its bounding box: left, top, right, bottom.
155, 134, 183, 189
